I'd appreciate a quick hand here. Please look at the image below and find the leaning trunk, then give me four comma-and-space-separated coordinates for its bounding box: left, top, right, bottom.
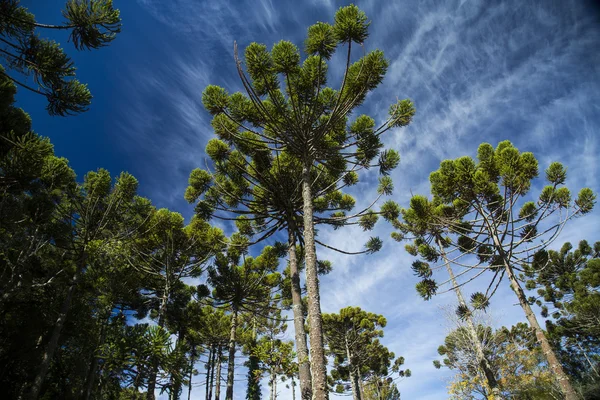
301, 162, 328, 400
225, 309, 238, 400
287, 226, 312, 400
28, 252, 86, 400
436, 237, 501, 398
504, 261, 579, 400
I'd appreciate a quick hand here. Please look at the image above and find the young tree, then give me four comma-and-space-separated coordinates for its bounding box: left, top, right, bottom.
395, 140, 596, 399
208, 245, 282, 400
194, 6, 415, 398
0, 0, 121, 115
129, 210, 225, 400
322, 307, 408, 400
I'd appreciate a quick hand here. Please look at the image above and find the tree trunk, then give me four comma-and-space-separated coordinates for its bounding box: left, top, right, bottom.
345, 337, 361, 400
28, 257, 84, 400
147, 291, 169, 400
291, 377, 296, 400
208, 345, 216, 400
187, 346, 196, 400
301, 162, 328, 400
170, 329, 186, 400
436, 237, 502, 398
83, 308, 112, 400
504, 262, 579, 400
287, 226, 312, 400
215, 346, 222, 400
226, 309, 238, 400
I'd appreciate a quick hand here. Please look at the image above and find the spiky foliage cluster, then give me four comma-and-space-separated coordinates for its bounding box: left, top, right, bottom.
186, 4, 413, 255
0, 0, 121, 115
394, 140, 595, 306
525, 240, 600, 379
322, 307, 409, 397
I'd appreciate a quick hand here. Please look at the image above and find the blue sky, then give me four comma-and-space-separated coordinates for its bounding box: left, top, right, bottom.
18, 0, 600, 398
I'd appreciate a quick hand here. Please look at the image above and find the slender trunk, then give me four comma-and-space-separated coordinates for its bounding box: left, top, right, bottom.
345, 337, 361, 400
436, 237, 501, 398
208, 346, 216, 400
147, 291, 169, 400
205, 347, 213, 400
291, 377, 296, 400
301, 162, 328, 400
287, 226, 312, 400
215, 346, 222, 400
504, 262, 579, 400
270, 374, 275, 400
226, 309, 238, 400
273, 373, 277, 400
28, 252, 86, 400
187, 346, 195, 400
83, 309, 111, 400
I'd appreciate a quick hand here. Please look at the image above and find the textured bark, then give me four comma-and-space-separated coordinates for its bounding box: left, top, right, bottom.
287, 227, 312, 400
505, 262, 579, 400
436, 238, 501, 398
301, 163, 328, 400
225, 309, 238, 400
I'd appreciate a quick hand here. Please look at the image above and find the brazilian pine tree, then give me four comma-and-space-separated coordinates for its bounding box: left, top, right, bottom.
322, 307, 409, 400
129, 210, 226, 400
394, 140, 595, 400
397, 201, 501, 396
208, 245, 282, 400
194, 6, 415, 399
0, 0, 121, 115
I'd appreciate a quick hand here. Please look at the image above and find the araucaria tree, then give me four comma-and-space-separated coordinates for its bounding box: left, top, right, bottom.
191, 6, 415, 399
395, 140, 595, 400
0, 0, 121, 115
208, 245, 281, 400
322, 307, 409, 400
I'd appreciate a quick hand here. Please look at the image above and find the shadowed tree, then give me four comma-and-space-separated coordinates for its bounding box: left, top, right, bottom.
393, 140, 596, 400
0, 0, 121, 115
129, 210, 226, 400
193, 6, 415, 399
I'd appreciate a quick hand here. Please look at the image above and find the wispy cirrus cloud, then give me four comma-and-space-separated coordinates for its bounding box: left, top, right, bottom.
119, 1, 600, 399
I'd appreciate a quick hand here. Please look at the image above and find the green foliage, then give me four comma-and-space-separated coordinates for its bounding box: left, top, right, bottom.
0, 1, 121, 115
